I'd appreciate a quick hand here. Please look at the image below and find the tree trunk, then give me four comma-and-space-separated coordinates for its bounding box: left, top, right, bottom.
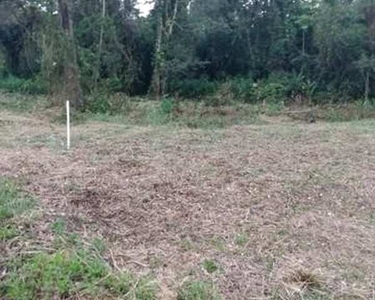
151, 0, 181, 100
302, 29, 306, 57
57, 0, 83, 108
364, 3, 375, 101
365, 70, 370, 102
93, 0, 106, 91
152, 6, 163, 101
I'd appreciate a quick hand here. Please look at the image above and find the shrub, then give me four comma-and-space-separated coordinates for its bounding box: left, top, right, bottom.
229, 77, 255, 102
102, 77, 124, 93
0, 77, 27, 93
85, 92, 111, 114
0, 76, 48, 95
255, 81, 287, 103
169, 78, 219, 99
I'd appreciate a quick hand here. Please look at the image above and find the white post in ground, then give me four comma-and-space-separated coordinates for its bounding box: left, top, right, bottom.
66, 100, 70, 150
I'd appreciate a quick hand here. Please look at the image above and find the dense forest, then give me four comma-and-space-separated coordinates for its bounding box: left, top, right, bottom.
0, 0, 375, 110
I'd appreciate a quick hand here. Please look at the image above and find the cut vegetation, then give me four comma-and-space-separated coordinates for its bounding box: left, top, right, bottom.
1, 93, 375, 299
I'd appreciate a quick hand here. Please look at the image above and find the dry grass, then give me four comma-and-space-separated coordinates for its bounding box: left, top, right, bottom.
1, 101, 375, 299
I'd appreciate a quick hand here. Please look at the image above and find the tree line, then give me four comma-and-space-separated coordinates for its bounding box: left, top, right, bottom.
0, 0, 375, 108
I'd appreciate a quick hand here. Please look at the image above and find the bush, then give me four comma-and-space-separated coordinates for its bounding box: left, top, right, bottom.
169, 78, 219, 99
85, 92, 134, 115
255, 81, 287, 103
251, 72, 319, 104
103, 77, 124, 93
168, 73, 319, 105
85, 92, 111, 114
229, 77, 255, 102
0, 76, 48, 95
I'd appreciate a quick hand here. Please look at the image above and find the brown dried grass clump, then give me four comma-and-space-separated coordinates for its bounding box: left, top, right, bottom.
278, 268, 325, 299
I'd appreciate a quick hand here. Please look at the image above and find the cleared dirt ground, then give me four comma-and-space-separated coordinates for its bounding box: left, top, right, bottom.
1, 105, 375, 299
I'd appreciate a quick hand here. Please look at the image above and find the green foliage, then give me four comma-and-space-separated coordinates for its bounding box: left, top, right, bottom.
177, 280, 222, 300
160, 98, 175, 115
169, 79, 219, 99
85, 92, 111, 114
1, 0, 375, 104
255, 82, 287, 104
0, 76, 48, 95
229, 77, 255, 102
51, 218, 66, 235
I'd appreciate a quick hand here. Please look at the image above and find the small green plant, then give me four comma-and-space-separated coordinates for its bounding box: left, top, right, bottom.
229, 77, 255, 102
160, 98, 175, 115
177, 280, 222, 300
202, 259, 219, 274
255, 82, 287, 104
234, 233, 249, 247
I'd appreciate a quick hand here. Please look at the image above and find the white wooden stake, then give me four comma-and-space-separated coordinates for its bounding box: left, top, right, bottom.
66, 100, 70, 150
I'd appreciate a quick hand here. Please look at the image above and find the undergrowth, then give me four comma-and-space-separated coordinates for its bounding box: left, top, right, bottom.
2, 91, 375, 128
0, 77, 48, 95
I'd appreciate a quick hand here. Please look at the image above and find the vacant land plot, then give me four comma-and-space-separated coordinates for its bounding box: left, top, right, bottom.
1, 96, 375, 299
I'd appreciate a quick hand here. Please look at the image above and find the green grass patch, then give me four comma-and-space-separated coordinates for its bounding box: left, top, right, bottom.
177, 280, 222, 300
0, 179, 35, 221
1, 249, 156, 300
0, 225, 19, 241
0, 178, 157, 300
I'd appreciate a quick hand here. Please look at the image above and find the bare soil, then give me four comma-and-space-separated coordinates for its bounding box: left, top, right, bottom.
1, 107, 375, 299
